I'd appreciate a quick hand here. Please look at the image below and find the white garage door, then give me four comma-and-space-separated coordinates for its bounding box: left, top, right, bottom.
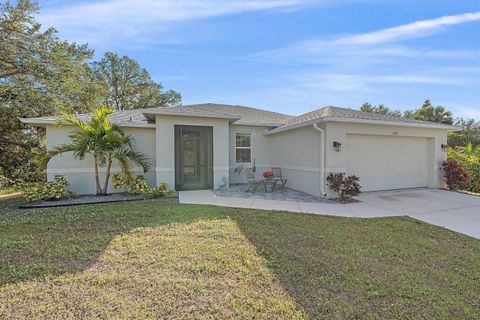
346, 134, 429, 191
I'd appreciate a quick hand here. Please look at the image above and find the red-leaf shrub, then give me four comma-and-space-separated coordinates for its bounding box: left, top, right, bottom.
327, 172, 362, 201
441, 159, 469, 190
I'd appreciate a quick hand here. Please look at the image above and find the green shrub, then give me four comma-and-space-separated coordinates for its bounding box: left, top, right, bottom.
151, 182, 170, 197
112, 173, 128, 190
113, 174, 172, 197
19, 176, 72, 202
0, 174, 11, 188
127, 176, 152, 195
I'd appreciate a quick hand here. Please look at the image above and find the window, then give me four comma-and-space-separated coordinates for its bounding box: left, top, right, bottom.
236, 133, 251, 163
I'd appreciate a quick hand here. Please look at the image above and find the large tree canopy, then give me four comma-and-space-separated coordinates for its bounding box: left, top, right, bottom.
360, 100, 478, 147
0, 1, 181, 182
0, 0, 103, 181
94, 52, 181, 111
405, 99, 453, 125
360, 103, 402, 117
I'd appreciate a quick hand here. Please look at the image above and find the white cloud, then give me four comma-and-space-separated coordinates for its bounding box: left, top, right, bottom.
259, 11, 480, 59
337, 11, 480, 45
39, 0, 312, 46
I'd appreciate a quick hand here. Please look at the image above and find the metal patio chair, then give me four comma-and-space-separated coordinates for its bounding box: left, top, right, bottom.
245, 167, 262, 192
272, 167, 287, 191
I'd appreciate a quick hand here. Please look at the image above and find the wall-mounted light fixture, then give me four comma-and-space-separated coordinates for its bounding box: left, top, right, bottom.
333, 141, 342, 152
441, 144, 449, 152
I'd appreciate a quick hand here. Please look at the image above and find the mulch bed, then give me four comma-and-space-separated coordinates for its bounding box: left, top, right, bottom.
19, 192, 178, 209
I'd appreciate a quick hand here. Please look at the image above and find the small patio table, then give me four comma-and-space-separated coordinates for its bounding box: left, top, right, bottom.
263, 179, 276, 192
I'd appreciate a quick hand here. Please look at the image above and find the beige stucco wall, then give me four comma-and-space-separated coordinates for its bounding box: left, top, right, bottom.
43, 117, 449, 197
155, 115, 230, 190
324, 121, 448, 196
229, 125, 272, 184
45, 125, 156, 195
268, 124, 326, 196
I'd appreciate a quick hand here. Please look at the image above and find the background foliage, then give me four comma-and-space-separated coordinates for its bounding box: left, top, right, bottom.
0, 0, 180, 183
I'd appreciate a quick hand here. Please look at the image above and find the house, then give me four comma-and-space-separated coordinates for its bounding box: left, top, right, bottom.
21, 103, 458, 197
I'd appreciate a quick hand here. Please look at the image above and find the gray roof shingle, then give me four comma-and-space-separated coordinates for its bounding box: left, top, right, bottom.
21, 104, 459, 131
267, 106, 458, 133
143, 103, 294, 126
22, 103, 294, 127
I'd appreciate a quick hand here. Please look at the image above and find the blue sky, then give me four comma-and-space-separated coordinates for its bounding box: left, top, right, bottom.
38, 0, 480, 119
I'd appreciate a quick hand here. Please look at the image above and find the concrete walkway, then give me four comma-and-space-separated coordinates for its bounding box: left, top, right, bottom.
179, 188, 480, 239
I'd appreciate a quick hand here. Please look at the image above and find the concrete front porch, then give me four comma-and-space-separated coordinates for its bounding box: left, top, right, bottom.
179, 188, 480, 239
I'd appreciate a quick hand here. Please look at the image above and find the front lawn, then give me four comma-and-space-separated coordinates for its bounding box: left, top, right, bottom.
0, 197, 479, 319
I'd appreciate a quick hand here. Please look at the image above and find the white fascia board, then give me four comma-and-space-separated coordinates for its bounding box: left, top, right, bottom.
265, 117, 460, 135
20, 118, 155, 129
144, 111, 239, 121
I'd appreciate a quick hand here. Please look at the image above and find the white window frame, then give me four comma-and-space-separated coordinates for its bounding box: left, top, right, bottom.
235, 132, 252, 164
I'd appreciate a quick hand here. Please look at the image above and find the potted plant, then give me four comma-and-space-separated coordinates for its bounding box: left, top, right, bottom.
263, 170, 273, 181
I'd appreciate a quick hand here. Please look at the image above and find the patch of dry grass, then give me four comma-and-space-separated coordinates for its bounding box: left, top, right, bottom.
0, 197, 479, 319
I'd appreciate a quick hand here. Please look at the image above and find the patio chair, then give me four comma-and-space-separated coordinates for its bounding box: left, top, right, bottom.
272, 167, 287, 191
245, 167, 262, 192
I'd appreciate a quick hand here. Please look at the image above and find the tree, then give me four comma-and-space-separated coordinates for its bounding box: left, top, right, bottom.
0, 0, 103, 181
449, 118, 480, 147
408, 99, 453, 124
94, 52, 181, 111
360, 103, 402, 117
42, 106, 151, 195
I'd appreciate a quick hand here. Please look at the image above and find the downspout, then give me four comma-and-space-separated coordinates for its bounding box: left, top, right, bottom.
313, 123, 327, 197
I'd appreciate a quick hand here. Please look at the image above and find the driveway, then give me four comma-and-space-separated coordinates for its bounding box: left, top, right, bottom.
179, 188, 480, 239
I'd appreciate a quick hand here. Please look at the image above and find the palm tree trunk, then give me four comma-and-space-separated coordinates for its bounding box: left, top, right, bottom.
102, 158, 112, 195
94, 154, 102, 195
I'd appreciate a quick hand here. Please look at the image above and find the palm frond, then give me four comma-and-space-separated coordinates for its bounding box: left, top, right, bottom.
40, 144, 78, 168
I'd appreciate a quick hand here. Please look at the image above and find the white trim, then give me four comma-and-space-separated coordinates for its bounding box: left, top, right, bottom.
265, 117, 460, 135
280, 166, 321, 173
229, 163, 270, 168
213, 166, 230, 171
145, 111, 239, 120
47, 167, 146, 174
235, 132, 252, 164
20, 118, 156, 129
155, 167, 175, 173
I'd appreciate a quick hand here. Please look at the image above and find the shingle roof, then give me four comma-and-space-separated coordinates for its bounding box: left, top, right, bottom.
21, 103, 294, 127
21, 104, 459, 131
143, 103, 294, 126
267, 106, 458, 134
21, 108, 159, 126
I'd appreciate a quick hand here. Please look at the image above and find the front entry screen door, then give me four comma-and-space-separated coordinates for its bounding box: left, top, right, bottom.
175, 125, 213, 190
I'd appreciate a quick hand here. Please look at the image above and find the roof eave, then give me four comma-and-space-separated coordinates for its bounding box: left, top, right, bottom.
325, 117, 461, 130
265, 116, 461, 135
20, 118, 54, 127
20, 118, 155, 129
144, 111, 240, 121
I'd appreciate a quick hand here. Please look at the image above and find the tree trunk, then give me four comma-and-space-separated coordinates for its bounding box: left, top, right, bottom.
102, 158, 112, 195
93, 154, 102, 195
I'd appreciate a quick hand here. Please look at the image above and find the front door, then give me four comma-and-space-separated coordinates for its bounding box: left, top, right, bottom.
174, 125, 213, 190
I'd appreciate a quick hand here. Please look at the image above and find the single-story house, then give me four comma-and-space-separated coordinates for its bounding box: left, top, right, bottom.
21, 103, 458, 197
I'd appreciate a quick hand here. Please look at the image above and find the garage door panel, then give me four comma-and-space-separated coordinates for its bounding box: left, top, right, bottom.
346, 134, 428, 192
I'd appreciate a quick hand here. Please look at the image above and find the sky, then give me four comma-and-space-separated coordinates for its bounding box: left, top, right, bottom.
38, 0, 480, 119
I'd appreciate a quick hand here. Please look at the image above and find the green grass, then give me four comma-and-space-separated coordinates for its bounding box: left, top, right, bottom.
0, 197, 479, 319
0, 187, 19, 197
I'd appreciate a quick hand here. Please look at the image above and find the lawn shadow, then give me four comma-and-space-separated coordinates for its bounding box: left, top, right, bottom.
0, 197, 226, 287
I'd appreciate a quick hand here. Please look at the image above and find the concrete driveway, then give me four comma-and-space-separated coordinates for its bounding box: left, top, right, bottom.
179, 188, 480, 239
359, 189, 480, 239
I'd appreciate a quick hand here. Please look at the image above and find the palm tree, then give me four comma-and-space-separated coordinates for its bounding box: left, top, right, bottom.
42, 106, 150, 195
